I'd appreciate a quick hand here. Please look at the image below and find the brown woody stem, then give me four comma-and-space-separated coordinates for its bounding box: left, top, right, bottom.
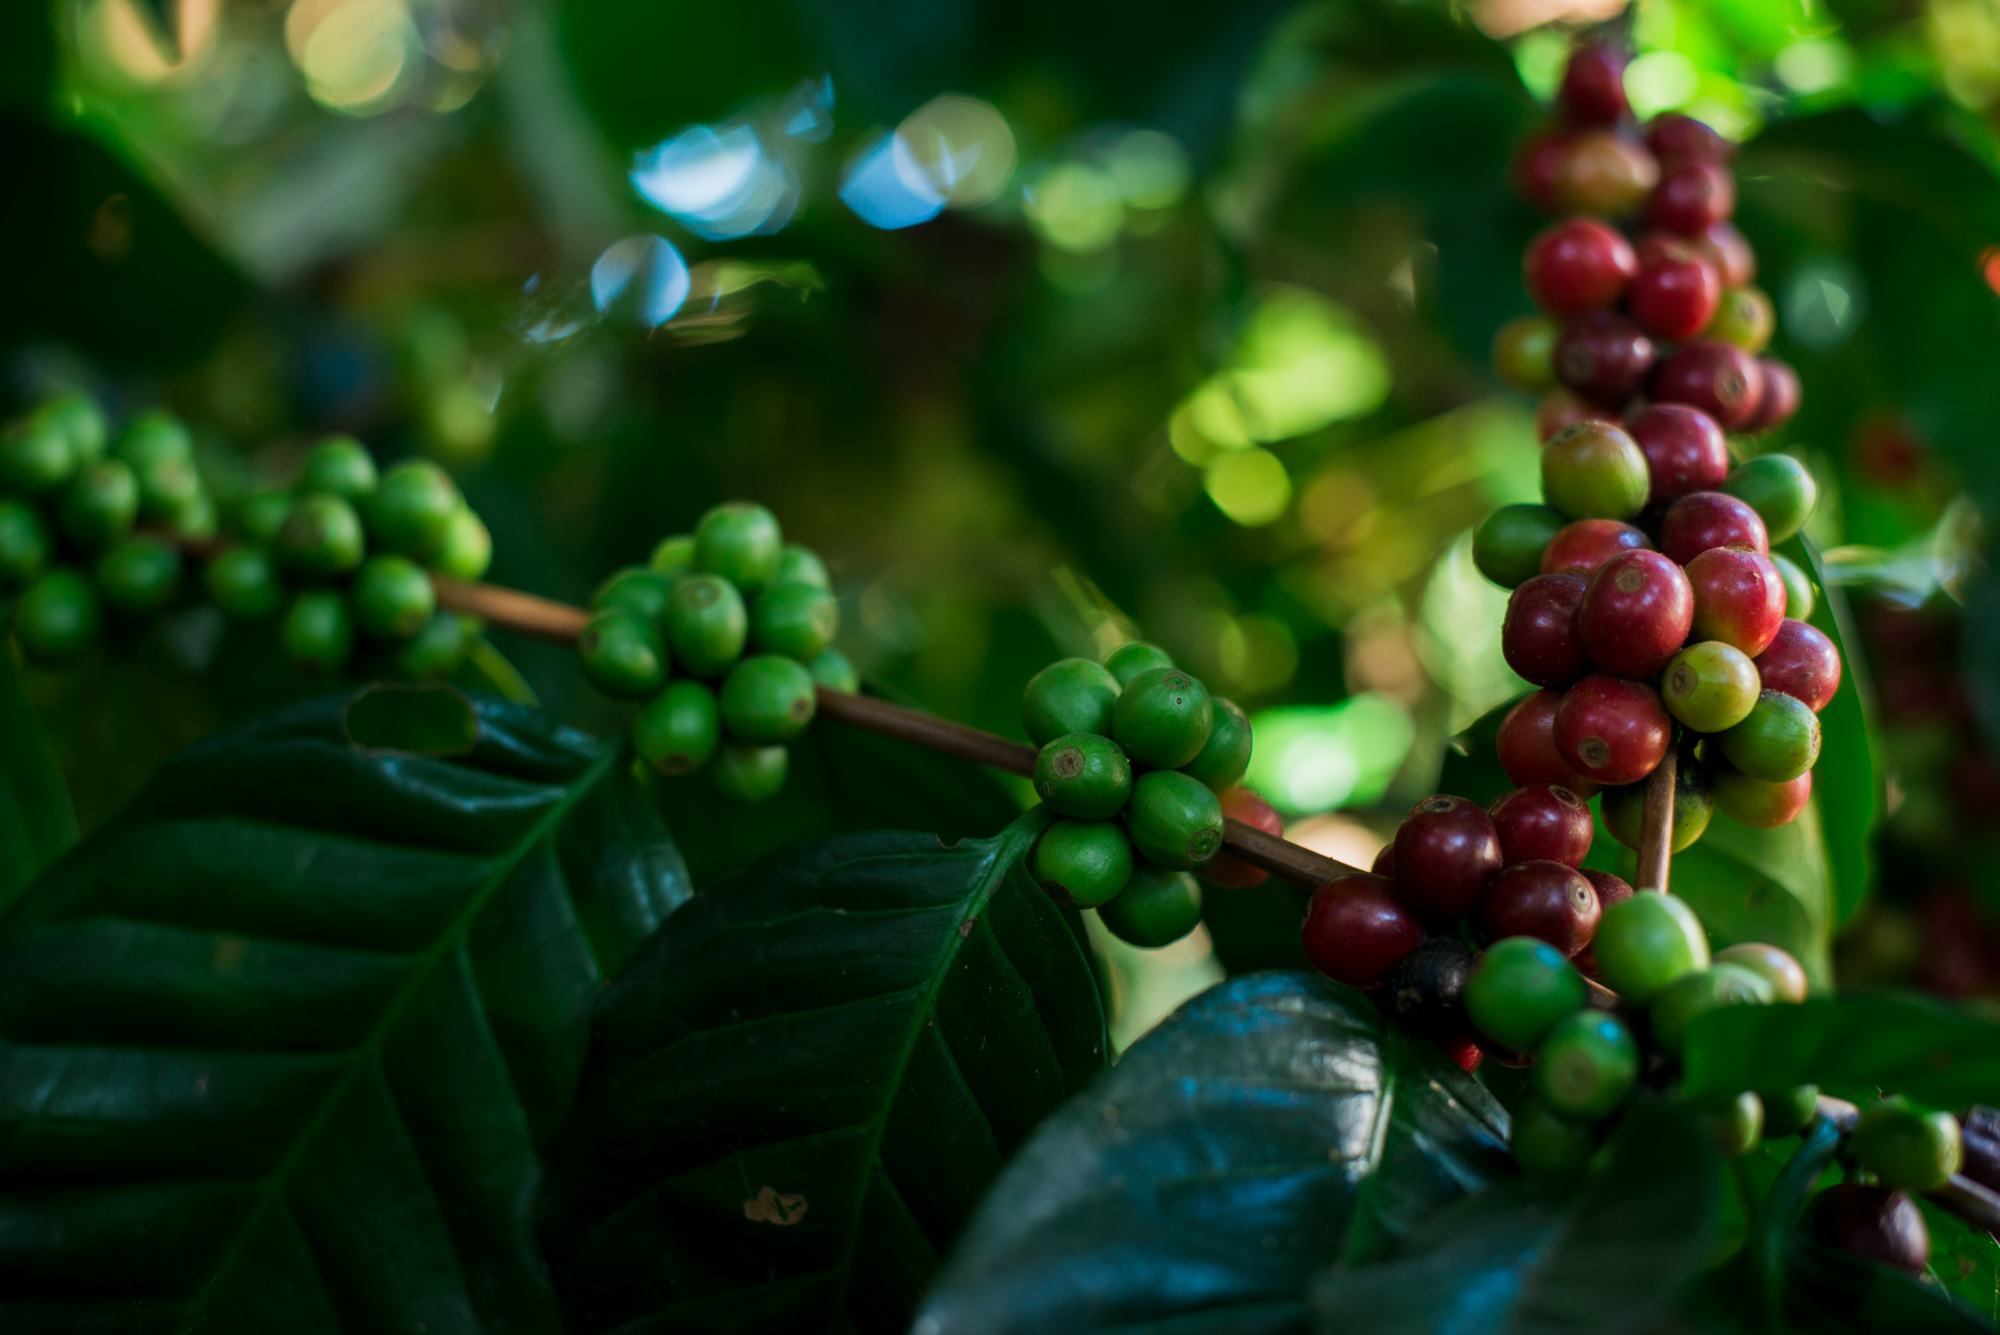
1635, 744, 1677, 894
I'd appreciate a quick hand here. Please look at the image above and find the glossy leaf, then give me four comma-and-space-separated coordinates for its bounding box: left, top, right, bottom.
1788, 1241, 1993, 1334
0, 650, 76, 913
1921, 1197, 2000, 1326
1682, 995, 2000, 1107
911, 972, 1513, 1335
538, 815, 1106, 1335
0, 693, 688, 1332
1670, 804, 1834, 993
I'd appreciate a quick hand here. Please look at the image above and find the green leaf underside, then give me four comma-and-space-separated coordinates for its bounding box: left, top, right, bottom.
911, 972, 1512, 1335
0, 650, 77, 914
1681, 995, 2000, 1108
537, 817, 1107, 1335
1308, 1099, 1720, 1335
0, 694, 688, 1333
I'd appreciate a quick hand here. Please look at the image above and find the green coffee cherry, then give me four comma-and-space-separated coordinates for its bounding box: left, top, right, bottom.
694, 502, 783, 595
59, 460, 139, 550
283, 591, 354, 674
205, 547, 283, 620
1661, 641, 1760, 734
114, 409, 192, 471
1021, 657, 1121, 745
395, 611, 472, 680
237, 490, 292, 546
633, 679, 721, 775
1760, 1084, 1821, 1138
1032, 819, 1134, 908
777, 544, 830, 590
713, 743, 788, 802
1183, 698, 1252, 792
1473, 504, 1567, 589
1104, 641, 1173, 686
1510, 1097, 1600, 1174
0, 499, 51, 588
1719, 690, 1821, 783
579, 610, 668, 700
36, 390, 106, 465
593, 567, 676, 622
1772, 553, 1814, 622
1492, 314, 1559, 392
1649, 962, 1775, 1058
1707, 287, 1775, 352
750, 583, 838, 660
1465, 937, 1587, 1052
1534, 1011, 1638, 1123
809, 648, 858, 694
1033, 733, 1132, 820
433, 507, 492, 581
95, 537, 182, 613
1542, 422, 1650, 521
1112, 667, 1214, 769
1602, 761, 1712, 853
169, 489, 217, 541
1693, 1091, 1765, 1159
1126, 769, 1225, 870
1723, 455, 1817, 546
665, 574, 747, 676
276, 493, 367, 579
298, 435, 378, 499
1591, 893, 1709, 1003
720, 654, 817, 742
352, 555, 437, 639
0, 415, 76, 495
1097, 866, 1202, 948
1853, 1099, 1963, 1191
367, 460, 460, 558
132, 453, 200, 520
13, 569, 101, 661
649, 533, 695, 578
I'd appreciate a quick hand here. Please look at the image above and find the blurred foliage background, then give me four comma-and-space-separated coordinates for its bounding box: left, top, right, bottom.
14, 0, 2000, 1008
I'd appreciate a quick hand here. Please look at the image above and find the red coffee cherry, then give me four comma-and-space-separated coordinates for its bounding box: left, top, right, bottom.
1578, 550, 1694, 679
1755, 618, 1843, 712
1742, 358, 1800, 433
1524, 218, 1639, 317
1497, 689, 1601, 797
1540, 519, 1652, 578
1479, 860, 1602, 956
1559, 44, 1629, 123
1627, 252, 1721, 340
1512, 127, 1572, 212
1651, 340, 1766, 430
1554, 312, 1656, 405
1442, 1031, 1485, 1073
1371, 842, 1397, 877
1554, 674, 1673, 786
1572, 869, 1634, 978
1626, 404, 1729, 501
1558, 129, 1659, 216
1686, 547, 1787, 657
1488, 783, 1594, 867
1646, 160, 1736, 234
1646, 113, 1732, 167
1536, 389, 1617, 442
1714, 765, 1812, 828
1202, 787, 1285, 889
1693, 220, 1756, 288
1809, 1185, 1930, 1278
1502, 573, 1590, 688
1302, 873, 1426, 988
1660, 491, 1769, 564
1393, 795, 1504, 920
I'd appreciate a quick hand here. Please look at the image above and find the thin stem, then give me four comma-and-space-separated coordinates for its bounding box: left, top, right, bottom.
1635, 744, 1677, 893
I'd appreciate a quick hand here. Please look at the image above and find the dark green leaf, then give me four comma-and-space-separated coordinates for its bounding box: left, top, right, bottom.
0, 693, 688, 1332
0, 650, 76, 913
538, 814, 1106, 1335
1788, 1240, 1993, 1334
1670, 806, 1835, 992
341, 682, 482, 755
1748, 1114, 1845, 1326
1921, 1197, 2000, 1326
911, 972, 1512, 1335
1682, 995, 2000, 1107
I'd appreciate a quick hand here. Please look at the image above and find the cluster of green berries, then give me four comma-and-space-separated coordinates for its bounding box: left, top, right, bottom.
578, 502, 855, 805
1019, 641, 1254, 949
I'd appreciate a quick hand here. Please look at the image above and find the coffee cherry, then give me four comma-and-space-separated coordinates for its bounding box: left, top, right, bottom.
1394, 795, 1502, 920
1553, 312, 1655, 406
205, 547, 282, 620
283, 590, 354, 674
1104, 640, 1174, 686
0, 498, 50, 588
1719, 690, 1820, 783
237, 490, 292, 547
1557, 129, 1659, 215
776, 543, 831, 590
1579, 550, 1694, 679
1651, 341, 1765, 430
1127, 769, 1225, 870
1502, 573, 1589, 688
297, 435, 377, 500
1537, 1011, 1638, 1121
35, 390, 107, 466
1497, 689, 1599, 796
1646, 113, 1731, 167
0, 415, 76, 495
750, 582, 839, 660
276, 493, 367, 579
1592, 891, 1709, 1002
1032, 818, 1133, 908
1488, 783, 1593, 866
593, 567, 675, 622
1033, 732, 1133, 820
1853, 1099, 1963, 1192
1100, 866, 1203, 948
713, 743, 788, 802
808, 648, 858, 694
1659, 491, 1769, 565
433, 507, 492, 581
1183, 697, 1253, 792
1465, 936, 1586, 1051
1384, 936, 1475, 1033
1542, 421, 1650, 520
1755, 619, 1841, 713
1573, 871, 1633, 978
1539, 518, 1651, 579
1480, 860, 1600, 956
694, 501, 784, 595
1371, 843, 1396, 876
394, 611, 472, 680
579, 610, 668, 700
129, 451, 199, 521
13, 569, 100, 661
1472, 504, 1565, 588
1022, 658, 1121, 744
1511, 1097, 1601, 1173
1628, 252, 1721, 340
1524, 218, 1638, 317
1536, 389, 1616, 441
1705, 285, 1775, 352
1646, 159, 1735, 234
1722, 454, 1817, 545
1492, 315, 1558, 392
632, 679, 720, 775
1511, 127, 1571, 212
1627, 404, 1728, 502
368, 461, 460, 560
59, 460, 139, 551
1713, 942, 1808, 1003
665, 574, 748, 676
1686, 547, 1786, 657
1760, 1083, 1821, 1137
1693, 1091, 1764, 1158
1650, 961, 1774, 1057
1742, 358, 1799, 433
1558, 44, 1628, 122
1112, 667, 1214, 770
721, 654, 817, 743
1202, 786, 1283, 889
1809, 1185, 1930, 1277
1693, 219, 1755, 288
1602, 762, 1713, 852
1301, 872, 1424, 987
1661, 640, 1760, 733
649, 533, 695, 578
95, 536, 182, 613
168, 489, 216, 542
1713, 765, 1811, 829
350, 555, 435, 639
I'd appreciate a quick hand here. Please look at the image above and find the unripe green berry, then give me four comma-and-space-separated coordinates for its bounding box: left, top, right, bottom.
0, 416, 76, 495
1032, 818, 1133, 908
1590, 893, 1709, 1003
1692, 1091, 1765, 1159
36, 391, 106, 465
1112, 667, 1213, 770
1534, 1011, 1638, 1122
593, 567, 675, 622
1182, 698, 1252, 792
1662, 640, 1760, 734
1021, 657, 1121, 745
394, 611, 472, 680
1510, 1097, 1599, 1174
367, 460, 460, 559
237, 490, 292, 546
94, 536, 182, 613
276, 493, 367, 579
1760, 1084, 1821, 1138
1705, 287, 1775, 352
432, 507, 492, 580
1722, 455, 1817, 546
1033, 733, 1132, 820
1464, 937, 1587, 1052
1542, 421, 1650, 521
297, 435, 378, 499
1472, 504, 1566, 589
1772, 553, 1814, 621
776, 544, 831, 590
713, 743, 788, 802
0, 499, 51, 588
1125, 769, 1225, 870
579, 609, 667, 700
1719, 690, 1821, 783
665, 573, 747, 677
633, 679, 721, 775
808, 648, 859, 694
113, 409, 192, 470
131, 453, 200, 519
1104, 641, 1173, 686
59, 460, 139, 550
283, 591, 354, 674
1852, 1099, 1962, 1191
1714, 942, 1809, 1003
1493, 314, 1559, 393
1602, 760, 1712, 853
13, 569, 101, 661
720, 654, 817, 743
205, 547, 283, 620
1096, 866, 1201, 948
694, 502, 783, 595
750, 583, 838, 660
352, 555, 437, 639
169, 489, 217, 541
648, 533, 695, 578
1648, 962, 1775, 1058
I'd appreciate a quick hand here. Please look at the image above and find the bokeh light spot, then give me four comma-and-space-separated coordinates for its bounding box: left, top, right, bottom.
1783, 256, 1867, 350
840, 131, 947, 230
1246, 694, 1414, 815
1104, 130, 1190, 211
285, 0, 420, 115
1023, 163, 1124, 253
590, 235, 691, 329
1623, 51, 1699, 117
1204, 449, 1291, 526
1775, 38, 1856, 95
1982, 246, 2000, 295
631, 124, 796, 239
897, 95, 1017, 209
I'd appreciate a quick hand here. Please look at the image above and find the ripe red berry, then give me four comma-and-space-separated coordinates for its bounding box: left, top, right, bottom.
1443, 1032, 1485, 1073
1660, 491, 1769, 564
1693, 220, 1756, 288
1578, 550, 1694, 678
1646, 113, 1732, 168
1558, 130, 1659, 216
1571, 869, 1633, 978
1502, 573, 1589, 688
1555, 312, 1655, 405
1559, 45, 1629, 123
1497, 689, 1602, 797
1394, 795, 1504, 920
1755, 618, 1842, 712
1627, 253, 1721, 340
1742, 358, 1800, 433
1554, 674, 1673, 786
1809, 1185, 1930, 1278
1685, 546, 1787, 657
1488, 783, 1594, 866
1646, 160, 1735, 235
1540, 519, 1651, 578
1714, 765, 1812, 828
1626, 404, 1729, 501
1201, 787, 1285, 889
1371, 842, 1396, 877
1651, 340, 1766, 430
1536, 389, 1617, 442
1479, 860, 1601, 956
1302, 873, 1426, 987
1525, 219, 1639, 317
